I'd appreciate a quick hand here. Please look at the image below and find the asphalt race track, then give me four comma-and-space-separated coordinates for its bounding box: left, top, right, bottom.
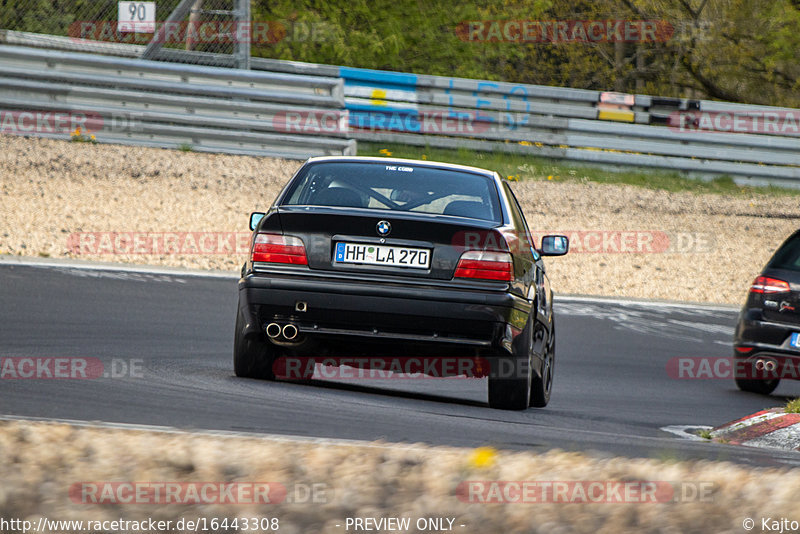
2, 260, 799, 467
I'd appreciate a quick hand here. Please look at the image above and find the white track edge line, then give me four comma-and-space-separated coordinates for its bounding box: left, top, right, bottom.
0, 256, 238, 279
0, 414, 439, 451
0, 256, 739, 310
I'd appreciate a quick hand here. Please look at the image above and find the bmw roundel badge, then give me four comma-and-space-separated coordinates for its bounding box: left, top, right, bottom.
376, 220, 391, 236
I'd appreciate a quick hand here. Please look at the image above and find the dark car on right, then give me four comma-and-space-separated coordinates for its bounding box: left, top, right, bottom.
734, 229, 800, 394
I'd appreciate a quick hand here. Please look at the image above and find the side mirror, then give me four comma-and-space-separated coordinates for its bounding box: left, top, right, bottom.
540, 235, 569, 256
249, 212, 265, 231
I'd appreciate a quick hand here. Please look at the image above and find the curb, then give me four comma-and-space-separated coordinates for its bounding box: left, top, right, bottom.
710, 409, 800, 451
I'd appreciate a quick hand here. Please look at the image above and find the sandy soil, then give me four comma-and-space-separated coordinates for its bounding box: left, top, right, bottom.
1, 420, 798, 533
2, 134, 799, 304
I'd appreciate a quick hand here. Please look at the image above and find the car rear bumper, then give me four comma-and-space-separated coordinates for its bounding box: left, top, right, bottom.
238, 271, 531, 356
734, 308, 800, 380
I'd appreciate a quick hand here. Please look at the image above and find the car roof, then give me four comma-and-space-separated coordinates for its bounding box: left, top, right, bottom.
305, 155, 499, 180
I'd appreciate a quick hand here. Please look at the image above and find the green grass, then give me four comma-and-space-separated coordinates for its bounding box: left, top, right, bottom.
358, 142, 800, 196
178, 143, 195, 152
697, 429, 713, 440
786, 398, 800, 413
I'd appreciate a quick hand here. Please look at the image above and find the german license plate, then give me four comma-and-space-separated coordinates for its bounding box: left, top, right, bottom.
790, 332, 800, 349
335, 242, 430, 269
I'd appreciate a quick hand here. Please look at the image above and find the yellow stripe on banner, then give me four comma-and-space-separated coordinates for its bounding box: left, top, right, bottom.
370, 88, 388, 106
598, 108, 635, 123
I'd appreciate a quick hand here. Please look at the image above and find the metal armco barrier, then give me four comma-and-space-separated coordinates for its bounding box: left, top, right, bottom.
336, 67, 800, 187
2, 30, 800, 186
0, 44, 354, 158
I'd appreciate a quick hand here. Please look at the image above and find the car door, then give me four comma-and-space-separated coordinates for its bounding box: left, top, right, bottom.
502, 183, 537, 299
503, 183, 550, 327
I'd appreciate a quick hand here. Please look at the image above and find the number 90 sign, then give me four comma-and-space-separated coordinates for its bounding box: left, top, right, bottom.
118, 1, 156, 33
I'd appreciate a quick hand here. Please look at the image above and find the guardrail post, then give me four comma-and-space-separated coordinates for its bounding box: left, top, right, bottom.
234, 0, 251, 70
141, 0, 196, 60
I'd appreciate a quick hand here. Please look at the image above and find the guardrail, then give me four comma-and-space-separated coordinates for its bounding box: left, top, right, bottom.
335, 68, 800, 187
3, 30, 800, 186
0, 30, 342, 75
0, 43, 353, 158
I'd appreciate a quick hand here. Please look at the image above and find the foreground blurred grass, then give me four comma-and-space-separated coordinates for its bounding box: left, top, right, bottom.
3, 420, 799, 534
359, 142, 800, 197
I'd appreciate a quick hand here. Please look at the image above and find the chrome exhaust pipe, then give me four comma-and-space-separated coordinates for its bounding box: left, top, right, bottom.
754, 358, 778, 372
282, 324, 299, 340
266, 323, 282, 339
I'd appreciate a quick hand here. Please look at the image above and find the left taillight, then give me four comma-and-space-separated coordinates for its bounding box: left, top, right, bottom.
251, 233, 308, 265
454, 250, 513, 281
750, 275, 790, 294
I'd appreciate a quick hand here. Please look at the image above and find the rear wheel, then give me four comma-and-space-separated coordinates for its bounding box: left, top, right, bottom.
233, 310, 277, 380
530, 321, 555, 407
488, 323, 532, 410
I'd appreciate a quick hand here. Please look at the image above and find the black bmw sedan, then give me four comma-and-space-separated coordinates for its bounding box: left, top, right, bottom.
734, 229, 800, 394
234, 156, 568, 410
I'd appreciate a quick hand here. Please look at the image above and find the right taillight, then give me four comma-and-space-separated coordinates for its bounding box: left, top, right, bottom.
750, 275, 790, 294
454, 251, 513, 281
251, 233, 308, 265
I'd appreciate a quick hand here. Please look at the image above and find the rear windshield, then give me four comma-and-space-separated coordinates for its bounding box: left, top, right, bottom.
768, 233, 800, 272
281, 161, 502, 222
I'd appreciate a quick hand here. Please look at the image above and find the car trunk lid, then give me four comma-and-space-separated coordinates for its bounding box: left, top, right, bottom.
758, 268, 800, 326
275, 206, 507, 280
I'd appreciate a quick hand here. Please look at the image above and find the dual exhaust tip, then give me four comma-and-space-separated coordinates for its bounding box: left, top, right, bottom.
754, 357, 777, 372
266, 322, 299, 341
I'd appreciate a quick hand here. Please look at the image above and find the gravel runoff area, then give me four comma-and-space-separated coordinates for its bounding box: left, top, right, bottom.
2, 420, 799, 533
2, 134, 800, 304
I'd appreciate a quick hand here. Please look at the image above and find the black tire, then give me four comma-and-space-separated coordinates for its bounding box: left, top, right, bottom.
735, 377, 780, 395
233, 309, 277, 380
530, 320, 555, 407
488, 322, 533, 410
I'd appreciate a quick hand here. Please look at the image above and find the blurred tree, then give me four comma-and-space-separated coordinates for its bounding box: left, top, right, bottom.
618, 0, 800, 105
2, 0, 799, 105
249, 0, 552, 79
